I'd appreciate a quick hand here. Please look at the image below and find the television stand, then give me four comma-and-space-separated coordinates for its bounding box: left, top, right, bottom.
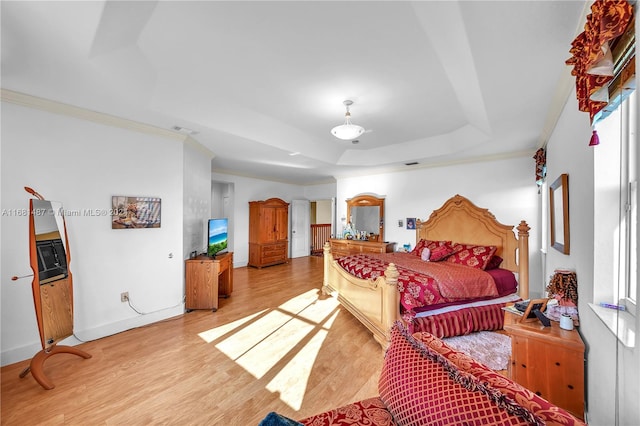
185, 252, 233, 311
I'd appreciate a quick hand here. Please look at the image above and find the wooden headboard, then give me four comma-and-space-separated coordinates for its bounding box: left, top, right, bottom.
416, 194, 530, 299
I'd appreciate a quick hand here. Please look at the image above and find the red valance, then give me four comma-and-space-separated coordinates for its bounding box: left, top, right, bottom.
533, 148, 546, 185
565, 0, 634, 122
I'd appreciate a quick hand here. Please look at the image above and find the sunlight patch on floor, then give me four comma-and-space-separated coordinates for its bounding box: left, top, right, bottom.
236, 317, 315, 379
278, 289, 323, 315
199, 289, 344, 410
266, 312, 339, 410
197, 310, 266, 343
297, 294, 339, 323
215, 310, 294, 359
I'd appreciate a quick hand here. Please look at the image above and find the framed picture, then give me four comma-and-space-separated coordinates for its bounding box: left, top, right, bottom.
520, 298, 549, 323
549, 173, 570, 254
406, 218, 416, 230
111, 196, 161, 229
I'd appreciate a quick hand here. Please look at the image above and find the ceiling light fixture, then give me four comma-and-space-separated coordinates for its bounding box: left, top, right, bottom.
331, 100, 364, 140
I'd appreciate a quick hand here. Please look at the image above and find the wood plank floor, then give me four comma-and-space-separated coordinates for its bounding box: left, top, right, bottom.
1, 256, 384, 425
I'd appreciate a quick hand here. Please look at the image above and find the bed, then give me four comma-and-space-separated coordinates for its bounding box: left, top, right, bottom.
322, 194, 530, 347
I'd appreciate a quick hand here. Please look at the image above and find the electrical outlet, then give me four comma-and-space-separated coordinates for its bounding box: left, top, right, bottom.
121, 292, 129, 303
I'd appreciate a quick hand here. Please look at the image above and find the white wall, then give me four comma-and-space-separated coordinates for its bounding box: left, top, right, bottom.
545, 85, 639, 424
183, 139, 214, 260
336, 156, 542, 296
303, 182, 336, 201
0, 101, 195, 365
314, 200, 332, 224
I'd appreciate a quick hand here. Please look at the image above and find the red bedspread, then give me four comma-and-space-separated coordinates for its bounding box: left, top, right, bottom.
336, 252, 498, 318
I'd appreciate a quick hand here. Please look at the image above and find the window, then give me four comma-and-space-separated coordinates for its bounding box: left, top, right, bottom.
594, 88, 637, 314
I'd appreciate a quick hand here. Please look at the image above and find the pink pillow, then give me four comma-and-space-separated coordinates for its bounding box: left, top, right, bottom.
446, 243, 497, 270
420, 248, 431, 261
378, 322, 540, 426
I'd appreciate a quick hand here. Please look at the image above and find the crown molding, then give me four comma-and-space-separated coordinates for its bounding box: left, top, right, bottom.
333, 150, 537, 181
0, 89, 213, 156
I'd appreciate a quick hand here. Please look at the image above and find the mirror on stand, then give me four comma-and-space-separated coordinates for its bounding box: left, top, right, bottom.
16, 187, 91, 390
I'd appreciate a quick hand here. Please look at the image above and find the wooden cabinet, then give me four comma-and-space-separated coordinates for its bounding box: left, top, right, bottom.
503, 312, 585, 420
185, 253, 233, 311
329, 238, 396, 258
248, 198, 289, 268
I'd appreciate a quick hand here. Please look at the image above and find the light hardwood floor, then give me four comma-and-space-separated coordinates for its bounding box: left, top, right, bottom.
1, 256, 384, 425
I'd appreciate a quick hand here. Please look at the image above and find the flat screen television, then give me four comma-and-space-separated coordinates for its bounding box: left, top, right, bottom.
208, 218, 228, 257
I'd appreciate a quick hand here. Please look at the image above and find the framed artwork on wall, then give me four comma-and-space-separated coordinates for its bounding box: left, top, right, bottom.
406, 218, 416, 230
111, 196, 161, 229
549, 174, 569, 254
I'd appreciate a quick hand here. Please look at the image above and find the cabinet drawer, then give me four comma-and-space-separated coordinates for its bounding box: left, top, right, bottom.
361, 245, 384, 253
261, 243, 286, 256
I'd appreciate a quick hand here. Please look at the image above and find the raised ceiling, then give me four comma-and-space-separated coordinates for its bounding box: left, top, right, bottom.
1, 1, 587, 184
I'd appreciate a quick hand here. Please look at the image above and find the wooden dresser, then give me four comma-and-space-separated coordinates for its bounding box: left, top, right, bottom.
248, 198, 289, 268
503, 311, 585, 420
329, 238, 396, 258
185, 252, 233, 311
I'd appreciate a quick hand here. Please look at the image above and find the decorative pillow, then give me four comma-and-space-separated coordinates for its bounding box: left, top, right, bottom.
446, 243, 497, 270
410, 239, 450, 257
378, 322, 541, 426
420, 247, 431, 261
428, 245, 454, 262
485, 255, 504, 270
414, 331, 586, 426
259, 412, 304, 426
298, 397, 394, 426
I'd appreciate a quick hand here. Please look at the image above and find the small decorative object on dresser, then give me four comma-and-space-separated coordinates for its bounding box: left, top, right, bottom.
545, 269, 579, 326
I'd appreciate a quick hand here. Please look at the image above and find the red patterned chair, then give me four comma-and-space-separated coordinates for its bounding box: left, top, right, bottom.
294, 322, 586, 426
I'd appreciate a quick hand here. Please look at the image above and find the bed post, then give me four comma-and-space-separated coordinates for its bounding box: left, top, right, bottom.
322, 242, 333, 295
382, 263, 400, 345
517, 220, 530, 300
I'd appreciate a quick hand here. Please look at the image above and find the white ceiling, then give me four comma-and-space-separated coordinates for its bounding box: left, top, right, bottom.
1, 1, 587, 185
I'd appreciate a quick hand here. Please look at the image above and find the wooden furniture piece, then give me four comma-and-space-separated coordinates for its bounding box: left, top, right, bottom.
323, 194, 530, 348
346, 194, 385, 240
185, 252, 233, 311
14, 187, 91, 390
328, 239, 396, 258
504, 310, 585, 420
298, 323, 585, 426
248, 198, 289, 268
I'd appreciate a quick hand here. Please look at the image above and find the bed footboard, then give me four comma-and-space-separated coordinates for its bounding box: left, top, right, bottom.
323, 242, 400, 347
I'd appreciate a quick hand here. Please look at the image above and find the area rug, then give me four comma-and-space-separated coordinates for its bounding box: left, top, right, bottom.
442, 331, 511, 371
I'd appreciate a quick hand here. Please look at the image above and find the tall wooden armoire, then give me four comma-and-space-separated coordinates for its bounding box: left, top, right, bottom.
248, 198, 289, 268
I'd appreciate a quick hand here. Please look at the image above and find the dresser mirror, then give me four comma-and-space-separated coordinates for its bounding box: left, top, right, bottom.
346, 195, 385, 240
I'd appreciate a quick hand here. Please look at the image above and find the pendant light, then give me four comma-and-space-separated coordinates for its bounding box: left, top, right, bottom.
331, 100, 364, 140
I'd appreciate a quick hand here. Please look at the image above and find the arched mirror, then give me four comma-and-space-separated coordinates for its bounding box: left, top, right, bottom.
20, 187, 90, 390
346, 195, 385, 241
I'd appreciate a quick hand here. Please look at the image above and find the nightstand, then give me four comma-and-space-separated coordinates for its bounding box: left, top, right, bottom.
503, 311, 585, 420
